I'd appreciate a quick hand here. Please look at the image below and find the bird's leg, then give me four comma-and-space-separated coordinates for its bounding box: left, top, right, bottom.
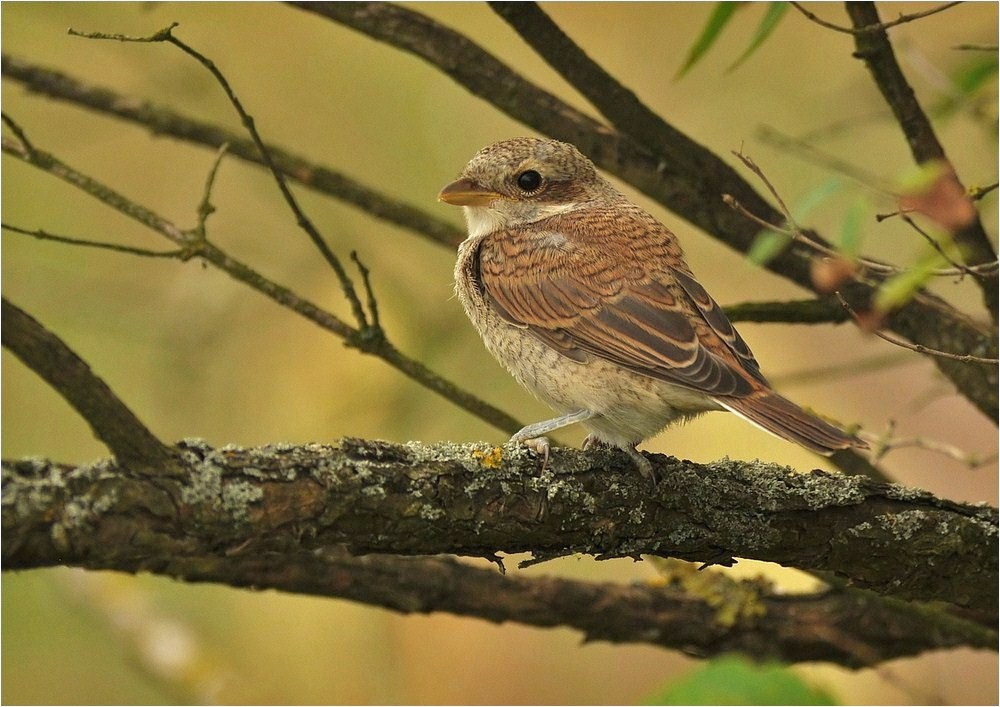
510, 409, 595, 470
583, 435, 657, 485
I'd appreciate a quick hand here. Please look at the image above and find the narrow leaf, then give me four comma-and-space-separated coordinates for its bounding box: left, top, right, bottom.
838, 197, 869, 257
728, 2, 788, 72
792, 177, 844, 223
874, 248, 950, 313
747, 229, 793, 265
676, 3, 741, 79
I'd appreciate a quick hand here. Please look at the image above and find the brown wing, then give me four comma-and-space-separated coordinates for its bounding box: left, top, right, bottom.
474, 208, 767, 399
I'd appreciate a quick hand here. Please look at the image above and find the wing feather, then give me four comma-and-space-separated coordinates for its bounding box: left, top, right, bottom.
475, 209, 765, 399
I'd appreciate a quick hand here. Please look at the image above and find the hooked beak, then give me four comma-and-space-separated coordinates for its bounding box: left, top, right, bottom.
438, 178, 502, 207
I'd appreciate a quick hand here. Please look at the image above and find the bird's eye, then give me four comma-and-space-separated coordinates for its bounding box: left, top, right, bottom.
516, 170, 542, 192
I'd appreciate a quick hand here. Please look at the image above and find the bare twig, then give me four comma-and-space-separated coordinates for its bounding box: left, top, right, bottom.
790, 2, 963, 35
951, 44, 999, 52
835, 293, 1000, 365
899, 213, 977, 277
866, 420, 997, 469
1, 111, 35, 154
1, 53, 464, 249
2, 223, 187, 259
194, 142, 229, 237
69, 23, 374, 331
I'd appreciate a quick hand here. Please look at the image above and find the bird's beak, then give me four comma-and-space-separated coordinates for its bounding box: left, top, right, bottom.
438, 178, 501, 207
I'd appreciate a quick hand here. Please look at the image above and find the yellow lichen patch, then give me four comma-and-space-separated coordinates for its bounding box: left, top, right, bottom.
471, 447, 504, 469
647, 557, 768, 627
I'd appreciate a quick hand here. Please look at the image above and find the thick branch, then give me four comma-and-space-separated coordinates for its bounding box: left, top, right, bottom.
0, 298, 175, 472
844, 1, 998, 320
164, 550, 995, 669
287, 2, 998, 421
3, 439, 996, 614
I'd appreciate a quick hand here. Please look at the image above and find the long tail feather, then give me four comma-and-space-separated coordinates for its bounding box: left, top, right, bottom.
718, 392, 866, 455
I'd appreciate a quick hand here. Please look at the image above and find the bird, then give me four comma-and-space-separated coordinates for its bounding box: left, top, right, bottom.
438, 137, 866, 482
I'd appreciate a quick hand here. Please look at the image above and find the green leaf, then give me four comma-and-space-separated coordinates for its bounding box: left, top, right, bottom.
727, 2, 788, 72
838, 197, 870, 258
747, 228, 792, 265
874, 247, 950, 313
792, 177, 844, 222
676, 3, 741, 79
644, 656, 837, 706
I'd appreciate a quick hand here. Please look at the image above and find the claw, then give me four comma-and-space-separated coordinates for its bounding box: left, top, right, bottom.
519, 436, 551, 471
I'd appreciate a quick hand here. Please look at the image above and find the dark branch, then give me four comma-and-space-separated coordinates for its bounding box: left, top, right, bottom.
3, 439, 996, 614
723, 298, 850, 325
162, 550, 995, 669
0, 298, 176, 473
287, 1, 997, 421
844, 2, 998, 320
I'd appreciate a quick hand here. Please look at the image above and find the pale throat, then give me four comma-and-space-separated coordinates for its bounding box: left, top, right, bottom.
462, 200, 583, 239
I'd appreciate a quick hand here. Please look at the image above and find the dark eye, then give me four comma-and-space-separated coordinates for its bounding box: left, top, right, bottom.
516, 170, 542, 192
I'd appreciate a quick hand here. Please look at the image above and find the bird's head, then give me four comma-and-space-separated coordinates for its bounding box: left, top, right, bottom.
438, 137, 620, 236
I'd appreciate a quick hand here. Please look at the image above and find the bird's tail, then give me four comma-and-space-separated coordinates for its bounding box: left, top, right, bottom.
718, 392, 866, 455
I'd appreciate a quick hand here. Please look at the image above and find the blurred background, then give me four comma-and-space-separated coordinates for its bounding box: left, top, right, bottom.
2, 2, 996, 704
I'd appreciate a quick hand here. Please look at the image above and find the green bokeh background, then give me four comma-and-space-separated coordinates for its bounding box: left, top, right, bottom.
2, 3, 996, 704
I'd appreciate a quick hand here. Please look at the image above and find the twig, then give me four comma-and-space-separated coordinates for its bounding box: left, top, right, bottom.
1, 111, 35, 154
898, 213, 977, 277
1, 54, 465, 249
790, 2, 963, 35
194, 142, 229, 237
2, 223, 187, 259
350, 250, 382, 334
726, 155, 1000, 279
1, 134, 525, 436
866, 420, 997, 469
951, 44, 998, 52
969, 182, 999, 201
835, 292, 999, 365
1, 298, 177, 473
70, 23, 371, 331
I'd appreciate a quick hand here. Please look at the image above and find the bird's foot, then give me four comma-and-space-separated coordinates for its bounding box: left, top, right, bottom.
510, 410, 595, 473
518, 436, 551, 471
624, 445, 658, 487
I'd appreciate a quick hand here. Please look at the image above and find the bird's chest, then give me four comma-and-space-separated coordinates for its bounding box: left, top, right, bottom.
454, 236, 578, 400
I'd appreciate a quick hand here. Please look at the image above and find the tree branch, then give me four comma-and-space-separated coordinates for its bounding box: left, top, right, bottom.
844, 2, 998, 321
137, 548, 996, 669
287, 1, 997, 421
3, 439, 996, 614
0, 298, 176, 473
